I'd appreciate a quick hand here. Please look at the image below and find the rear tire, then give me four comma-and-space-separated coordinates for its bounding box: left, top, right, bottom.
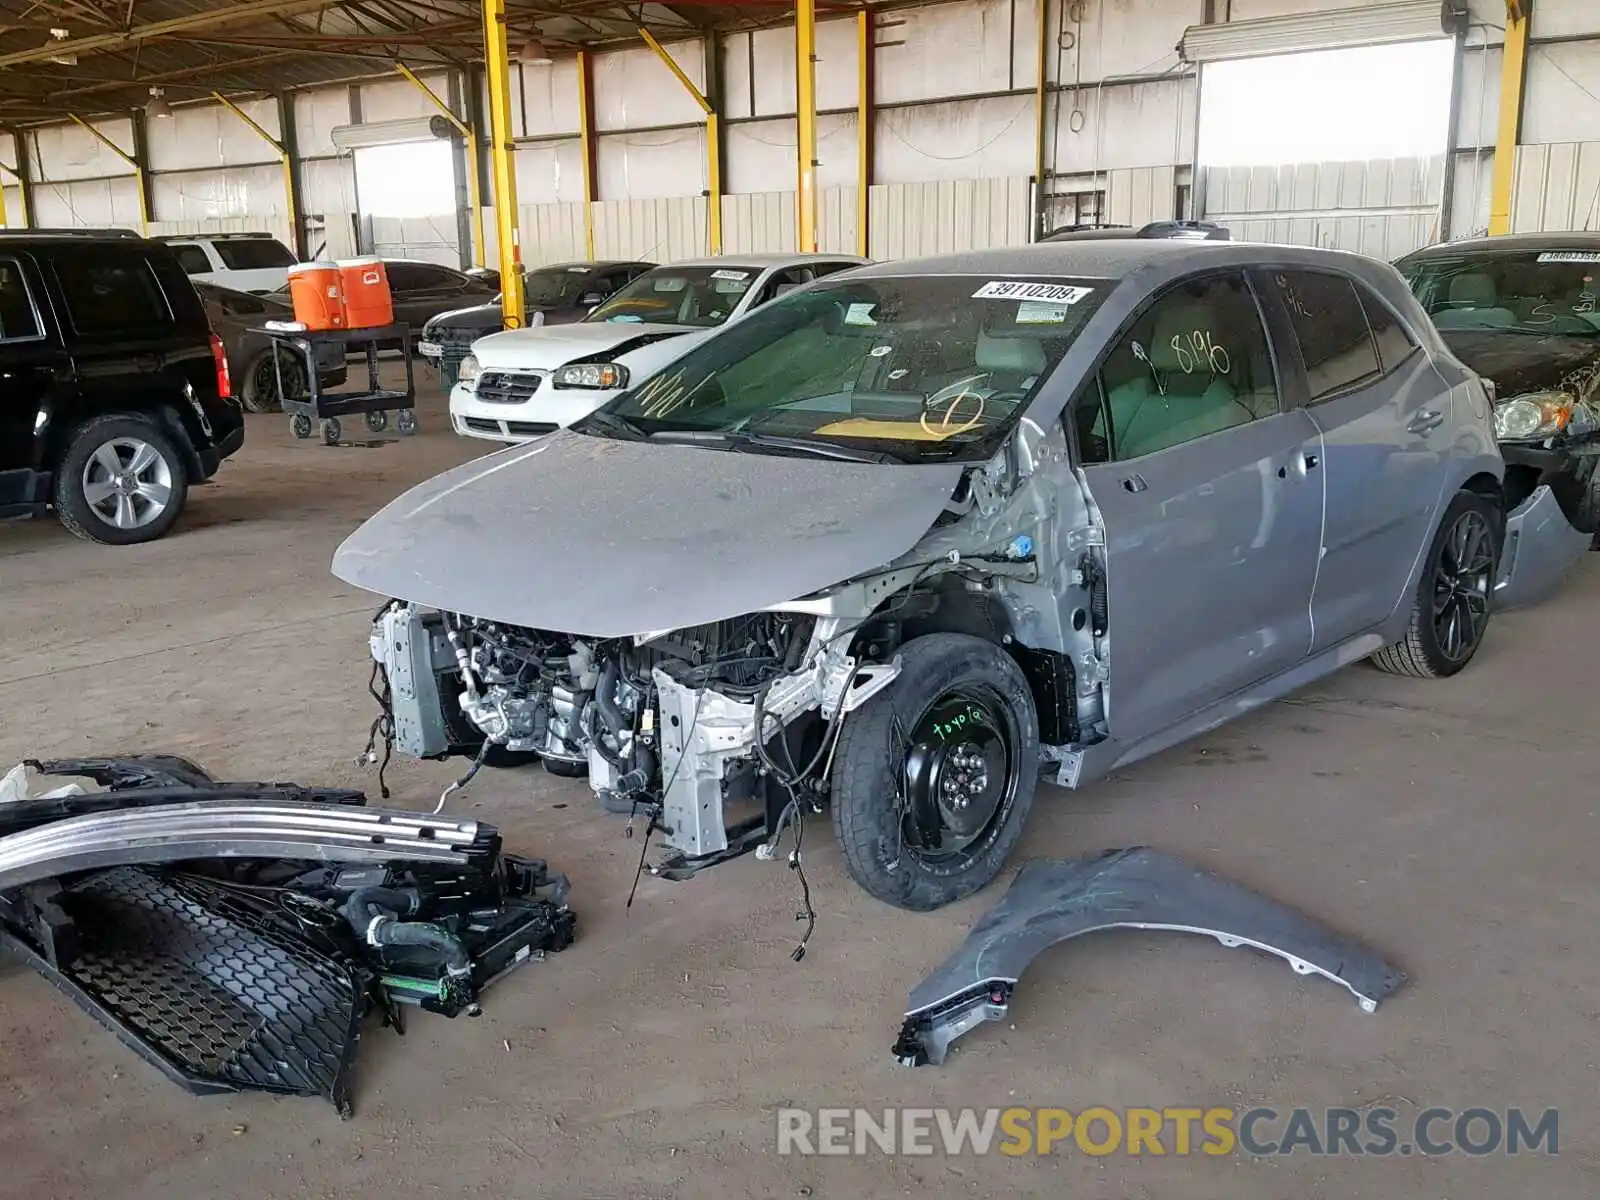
831, 633, 1038, 911
53, 414, 189, 546
239, 350, 307, 414
1370, 490, 1502, 679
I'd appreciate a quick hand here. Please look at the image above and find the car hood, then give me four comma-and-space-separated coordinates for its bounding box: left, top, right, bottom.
471, 321, 698, 369
1439, 329, 1600, 398
424, 302, 590, 334
330, 429, 965, 637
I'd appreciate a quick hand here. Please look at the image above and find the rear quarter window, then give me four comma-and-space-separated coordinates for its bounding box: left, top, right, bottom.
171, 244, 213, 275
213, 238, 296, 271
53, 252, 175, 337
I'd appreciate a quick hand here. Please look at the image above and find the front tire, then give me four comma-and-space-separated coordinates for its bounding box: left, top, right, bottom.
240, 350, 307, 414
1370, 490, 1502, 679
831, 633, 1039, 911
53, 415, 189, 545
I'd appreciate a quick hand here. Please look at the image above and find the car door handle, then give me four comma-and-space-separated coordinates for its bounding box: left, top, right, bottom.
1407, 409, 1445, 434
1120, 473, 1148, 493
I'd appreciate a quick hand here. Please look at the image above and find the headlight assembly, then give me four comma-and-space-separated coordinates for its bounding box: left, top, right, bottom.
553, 362, 629, 390
457, 353, 481, 391
1493, 392, 1573, 441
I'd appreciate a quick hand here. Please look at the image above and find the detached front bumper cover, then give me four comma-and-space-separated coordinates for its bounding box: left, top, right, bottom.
894, 847, 1406, 1067
1495, 483, 1591, 610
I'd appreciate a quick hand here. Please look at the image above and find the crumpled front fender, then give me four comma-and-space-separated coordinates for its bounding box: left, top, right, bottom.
894, 847, 1406, 1066
1494, 483, 1590, 610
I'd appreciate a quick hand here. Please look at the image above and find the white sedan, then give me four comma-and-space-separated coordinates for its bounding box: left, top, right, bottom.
449, 253, 867, 443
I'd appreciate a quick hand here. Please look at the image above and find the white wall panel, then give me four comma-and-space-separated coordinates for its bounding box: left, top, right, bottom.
1105, 166, 1179, 225
1449, 150, 1493, 237
876, 0, 1037, 105
514, 139, 585, 205
596, 42, 707, 131
868, 176, 1032, 259
31, 120, 135, 183
727, 113, 858, 194
1, 186, 22, 227
1523, 42, 1600, 146
1071, 0, 1199, 79
518, 60, 581, 138
717, 187, 861, 256
151, 164, 286, 222
147, 99, 281, 172
724, 19, 859, 120
876, 96, 1035, 184
360, 75, 446, 123
1454, 45, 1500, 151
370, 213, 459, 264
1531, 0, 1600, 39
592, 196, 709, 261
301, 156, 358, 215
597, 129, 706, 200
1052, 76, 1196, 173
1511, 141, 1600, 232
31, 178, 142, 228
295, 89, 351, 158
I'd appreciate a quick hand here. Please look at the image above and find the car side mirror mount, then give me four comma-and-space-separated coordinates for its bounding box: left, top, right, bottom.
579, 291, 606, 308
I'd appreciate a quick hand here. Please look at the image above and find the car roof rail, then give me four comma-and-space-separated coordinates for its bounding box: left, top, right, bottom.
1135, 220, 1231, 240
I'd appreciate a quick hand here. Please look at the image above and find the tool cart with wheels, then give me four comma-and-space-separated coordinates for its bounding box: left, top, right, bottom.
260, 324, 419, 444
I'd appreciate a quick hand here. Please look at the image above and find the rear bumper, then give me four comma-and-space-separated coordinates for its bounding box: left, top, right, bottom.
1494, 483, 1590, 610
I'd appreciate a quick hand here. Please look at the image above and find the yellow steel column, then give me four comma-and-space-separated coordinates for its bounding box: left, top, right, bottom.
577, 49, 598, 260
1, 151, 30, 227
482, 0, 524, 327
640, 27, 721, 254
395, 64, 486, 268
70, 114, 147, 234
856, 11, 872, 257
795, 0, 819, 253
1488, 0, 1529, 236
212, 92, 298, 258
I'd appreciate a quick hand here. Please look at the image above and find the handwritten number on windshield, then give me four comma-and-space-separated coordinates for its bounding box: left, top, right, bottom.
1170, 330, 1231, 375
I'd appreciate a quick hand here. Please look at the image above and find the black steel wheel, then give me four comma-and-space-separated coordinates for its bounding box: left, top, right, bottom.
289, 413, 313, 439
365, 409, 389, 434
1371, 490, 1502, 678
240, 351, 307, 414
832, 632, 1038, 910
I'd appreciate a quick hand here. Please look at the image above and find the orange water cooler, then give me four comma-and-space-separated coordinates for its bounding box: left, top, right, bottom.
337, 256, 395, 329
286, 262, 347, 331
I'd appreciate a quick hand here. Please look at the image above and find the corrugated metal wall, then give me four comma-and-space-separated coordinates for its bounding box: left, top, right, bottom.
1511, 141, 1600, 232
867, 176, 1033, 259
1104, 166, 1180, 226
1202, 156, 1445, 259
720, 188, 858, 255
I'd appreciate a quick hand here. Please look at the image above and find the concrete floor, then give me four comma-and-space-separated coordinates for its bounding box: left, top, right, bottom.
3, 381, 1598, 1199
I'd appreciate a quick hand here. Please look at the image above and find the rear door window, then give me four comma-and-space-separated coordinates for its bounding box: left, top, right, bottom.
1265, 270, 1382, 401
171, 244, 213, 275
1357, 287, 1418, 373
0, 258, 43, 341
212, 238, 296, 271
54, 251, 174, 337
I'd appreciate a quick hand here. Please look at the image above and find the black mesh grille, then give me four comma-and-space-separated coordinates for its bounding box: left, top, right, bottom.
54, 867, 364, 1111
475, 372, 541, 404
463, 417, 557, 437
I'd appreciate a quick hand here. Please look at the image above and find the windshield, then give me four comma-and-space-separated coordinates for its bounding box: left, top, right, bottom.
213, 238, 296, 271
585, 266, 759, 327
576, 273, 1105, 463
1399, 248, 1600, 337
522, 266, 594, 308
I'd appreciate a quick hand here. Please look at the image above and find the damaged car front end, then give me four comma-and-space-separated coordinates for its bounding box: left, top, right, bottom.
1399, 237, 1600, 569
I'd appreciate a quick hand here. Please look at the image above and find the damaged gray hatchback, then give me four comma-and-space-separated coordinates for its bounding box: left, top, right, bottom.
333, 241, 1581, 911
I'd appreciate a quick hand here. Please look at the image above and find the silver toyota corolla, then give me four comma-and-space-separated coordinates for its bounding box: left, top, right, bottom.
333, 240, 1588, 912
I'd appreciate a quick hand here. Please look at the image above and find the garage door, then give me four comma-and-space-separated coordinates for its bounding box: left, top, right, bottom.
1179, 1, 1465, 63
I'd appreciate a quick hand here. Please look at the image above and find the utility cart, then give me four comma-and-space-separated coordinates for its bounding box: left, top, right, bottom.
258, 323, 418, 445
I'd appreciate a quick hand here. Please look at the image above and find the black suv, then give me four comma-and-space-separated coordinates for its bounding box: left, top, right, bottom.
0, 231, 244, 545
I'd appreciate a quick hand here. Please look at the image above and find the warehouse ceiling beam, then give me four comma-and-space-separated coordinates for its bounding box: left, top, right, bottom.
1488, 0, 1530, 235
395, 62, 485, 267
639, 25, 721, 254
67, 112, 147, 233
0, 0, 338, 70
482, 0, 524, 328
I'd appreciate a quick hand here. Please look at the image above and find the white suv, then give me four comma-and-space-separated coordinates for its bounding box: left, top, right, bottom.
158, 233, 299, 294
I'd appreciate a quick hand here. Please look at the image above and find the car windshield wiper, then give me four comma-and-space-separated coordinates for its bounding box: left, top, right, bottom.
572, 410, 648, 440
646, 427, 899, 463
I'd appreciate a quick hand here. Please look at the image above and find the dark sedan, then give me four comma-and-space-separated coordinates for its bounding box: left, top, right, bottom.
1398, 233, 1600, 543
415, 260, 655, 366
195, 282, 348, 414
264, 259, 499, 353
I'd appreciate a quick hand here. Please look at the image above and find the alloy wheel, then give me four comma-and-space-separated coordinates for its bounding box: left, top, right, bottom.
1432, 509, 1494, 662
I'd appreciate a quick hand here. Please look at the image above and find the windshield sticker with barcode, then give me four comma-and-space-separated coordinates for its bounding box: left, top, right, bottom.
1537, 251, 1600, 263
711, 269, 751, 280
973, 280, 1094, 303
1015, 300, 1071, 324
